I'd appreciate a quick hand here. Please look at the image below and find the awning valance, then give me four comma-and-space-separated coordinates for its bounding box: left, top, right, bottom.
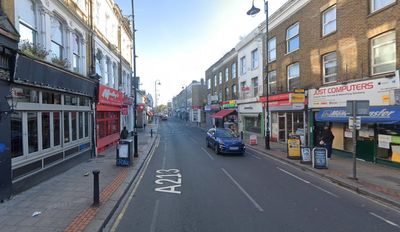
211, 109, 236, 119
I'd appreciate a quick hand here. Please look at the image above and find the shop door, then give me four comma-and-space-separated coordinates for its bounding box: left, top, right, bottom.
278, 113, 287, 142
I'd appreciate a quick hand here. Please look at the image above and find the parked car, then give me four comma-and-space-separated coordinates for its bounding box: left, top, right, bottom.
161, 115, 168, 120
206, 128, 245, 155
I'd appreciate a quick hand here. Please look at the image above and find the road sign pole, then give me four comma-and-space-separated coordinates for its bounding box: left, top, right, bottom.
352, 100, 357, 179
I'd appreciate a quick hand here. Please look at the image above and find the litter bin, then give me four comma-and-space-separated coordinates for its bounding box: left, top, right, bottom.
116, 139, 133, 166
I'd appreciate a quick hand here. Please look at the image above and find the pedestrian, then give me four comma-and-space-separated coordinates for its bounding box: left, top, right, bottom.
120, 126, 128, 139
320, 125, 334, 159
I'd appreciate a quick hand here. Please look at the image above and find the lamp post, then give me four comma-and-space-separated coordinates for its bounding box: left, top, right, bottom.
130, 0, 138, 157
247, 0, 270, 150
155, 80, 161, 112
0, 89, 18, 122
182, 85, 188, 121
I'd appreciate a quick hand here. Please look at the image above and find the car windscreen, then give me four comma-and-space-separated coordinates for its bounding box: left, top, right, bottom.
216, 130, 236, 138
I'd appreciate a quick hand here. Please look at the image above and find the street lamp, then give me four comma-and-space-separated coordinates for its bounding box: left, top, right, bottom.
131, 0, 139, 157
0, 89, 18, 122
155, 79, 161, 111
182, 85, 188, 121
247, 0, 270, 150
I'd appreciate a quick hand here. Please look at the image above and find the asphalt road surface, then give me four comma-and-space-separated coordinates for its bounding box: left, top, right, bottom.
111, 118, 400, 232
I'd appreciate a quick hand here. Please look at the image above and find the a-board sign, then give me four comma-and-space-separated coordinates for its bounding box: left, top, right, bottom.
312, 147, 328, 169
287, 134, 301, 160
300, 147, 312, 164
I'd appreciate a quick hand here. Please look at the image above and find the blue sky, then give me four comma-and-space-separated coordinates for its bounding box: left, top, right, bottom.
115, 0, 285, 105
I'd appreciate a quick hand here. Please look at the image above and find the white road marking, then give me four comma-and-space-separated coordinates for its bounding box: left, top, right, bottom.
201, 147, 214, 160
369, 212, 400, 228
150, 200, 160, 232
221, 168, 264, 212
250, 154, 261, 160
277, 167, 339, 198
277, 167, 310, 184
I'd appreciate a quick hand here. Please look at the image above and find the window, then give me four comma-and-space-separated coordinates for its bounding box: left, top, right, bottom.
11, 112, 23, 158
240, 56, 246, 75
219, 72, 222, 84
218, 92, 222, 101
79, 112, 83, 139
323, 52, 337, 84
72, 32, 81, 73
28, 112, 38, 153
214, 75, 217, 86
232, 85, 237, 99
268, 37, 276, 62
251, 49, 259, 69
323, 6, 336, 36
225, 67, 229, 82
287, 63, 300, 92
232, 63, 237, 79
85, 112, 89, 138
13, 87, 38, 103
225, 87, 229, 100
54, 112, 61, 146
42, 112, 50, 150
371, 31, 396, 75
268, 71, 277, 95
64, 95, 78, 105
207, 79, 211, 89
286, 23, 300, 53
251, 77, 259, 96
42, 91, 61, 104
19, 0, 36, 44
79, 96, 90, 106
371, 0, 395, 12
64, 112, 70, 143
51, 17, 64, 59
72, 112, 77, 141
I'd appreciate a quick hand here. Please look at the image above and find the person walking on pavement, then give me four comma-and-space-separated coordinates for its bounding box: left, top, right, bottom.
320, 125, 334, 159
120, 126, 128, 139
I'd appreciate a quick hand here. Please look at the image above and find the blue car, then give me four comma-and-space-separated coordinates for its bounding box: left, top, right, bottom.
206, 128, 245, 155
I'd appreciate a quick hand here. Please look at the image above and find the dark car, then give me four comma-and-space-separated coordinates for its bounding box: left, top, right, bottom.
161, 115, 168, 121
206, 128, 245, 155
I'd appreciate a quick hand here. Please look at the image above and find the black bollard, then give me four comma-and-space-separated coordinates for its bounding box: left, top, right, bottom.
151, 129, 153, 138
240, 131, 243, 140
93, 170, 100, 206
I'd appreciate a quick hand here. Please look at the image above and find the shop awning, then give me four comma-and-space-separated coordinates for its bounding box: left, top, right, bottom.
315, 106, 400, 123
211, 109, 236, 119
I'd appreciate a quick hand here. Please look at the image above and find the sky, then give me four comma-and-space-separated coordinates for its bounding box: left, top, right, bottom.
114, 0, 286, 105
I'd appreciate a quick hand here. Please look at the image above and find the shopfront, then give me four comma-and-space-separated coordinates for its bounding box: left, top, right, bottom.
97, 84, 123, 152
309, 75, 400, 166
237, 101, 263, 136
261, 92, 307, 144
122, 95, 134, 133
211, 100, 238, 132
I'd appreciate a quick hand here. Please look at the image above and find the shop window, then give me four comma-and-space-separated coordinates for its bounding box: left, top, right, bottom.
244, 116, 261, 134
64, 112, 70, 143
79, 112, 83, 139
42, 112, 50, 150
85, 112, 89, 137
54, 112, 61, 146
71, 112, 77, 141
14, 87, 39, 103
79, 96, 90, 106
11, 112, 23, 158
42, 91, 61, 104
64, 95, 78, 105
28, 112, 38, 153
371, 31, 396, 75
286, 22, 299, 53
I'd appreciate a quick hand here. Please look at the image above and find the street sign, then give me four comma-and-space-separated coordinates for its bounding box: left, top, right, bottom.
356, 116, 361, 130
346, 100, 370, 116
348, 117, 354, 130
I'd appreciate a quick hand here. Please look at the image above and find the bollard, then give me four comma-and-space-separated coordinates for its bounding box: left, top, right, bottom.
93, 170, 100, 206
240, 131, 243, 140
151, 129, 153, 138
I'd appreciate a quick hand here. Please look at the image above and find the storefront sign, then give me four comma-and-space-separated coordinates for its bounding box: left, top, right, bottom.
238, 103, 262, 114
315, 106, 400, 123
210, 104, 220, 110
378, 134, 391, 149
222, 100, 237, 109
290, 93, 305, 103
309, 76, 399, 108
99, 85, 124, 106
312, 147, 328, 169
204, 105, 211, 112
287, 134, 301, 159
300, 147, 312, 164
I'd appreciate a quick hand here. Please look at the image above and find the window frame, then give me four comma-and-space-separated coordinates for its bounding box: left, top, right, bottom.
268, 70, 277, 95
232, 63, 237, 79
225, 67, 229, 82
370, 0, 396, 13
51, 16, 64, 60
268, 37, 276, 62
251, 49, 259, 70
240, 56, 246, 75
286, 22, 300, 53
287, 63, 300, 91
322, 52, 338, 84
322, 5, 337, 36
72, 32, 81, 73
219, 72, 222, 84
371, 31, 396, 75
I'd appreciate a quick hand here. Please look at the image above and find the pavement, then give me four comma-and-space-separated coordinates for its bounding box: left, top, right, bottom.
0, 124, 158, 232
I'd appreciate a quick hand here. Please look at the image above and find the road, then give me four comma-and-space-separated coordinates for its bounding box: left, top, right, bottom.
111, 118, 400, 232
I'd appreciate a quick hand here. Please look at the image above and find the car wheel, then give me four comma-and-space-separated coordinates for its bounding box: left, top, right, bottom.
214, 144, 220, 154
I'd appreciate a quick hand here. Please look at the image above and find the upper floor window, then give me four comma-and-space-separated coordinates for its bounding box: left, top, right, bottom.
287, 63, 300, 92
322, 6, 336, 36
232, 63, 237, 79
214, 75, 217, 86
251, 77, 259, 96
232, 84, 237, 99
225, 67, 229, 82
323, 52, 337, 84
219, 72, 222, 84
51, 17, 64, 59
19, 0, 37, 44
286, 22, 299, 53
207, 79, 211, 89
72, 32, 81, 73
240, 56, 246, 75
371, 0, 395, 12
251, 49, 259, 69
268, 70, 277, 95
268, 37, 276, 62
225, 87, 229, 100
371, 31, 396, 75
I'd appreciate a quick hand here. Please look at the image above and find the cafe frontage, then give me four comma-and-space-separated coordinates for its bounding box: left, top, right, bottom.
308, 74, 400, 166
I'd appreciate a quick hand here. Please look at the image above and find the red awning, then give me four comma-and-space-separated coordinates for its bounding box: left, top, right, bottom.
211, 109, 236, 119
